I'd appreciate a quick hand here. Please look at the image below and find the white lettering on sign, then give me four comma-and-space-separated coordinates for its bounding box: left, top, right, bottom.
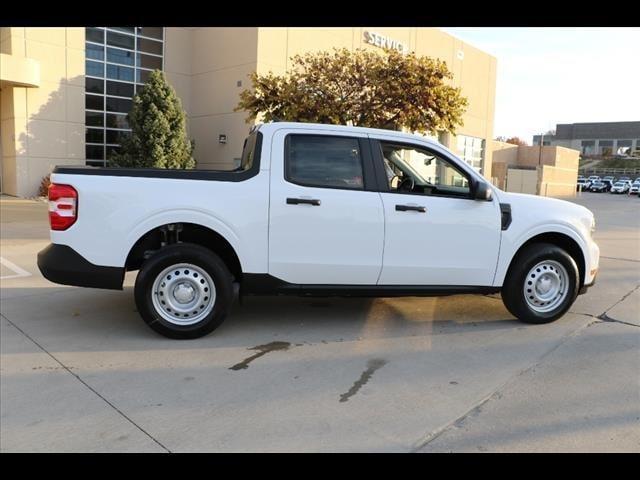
363, 31, 408, 54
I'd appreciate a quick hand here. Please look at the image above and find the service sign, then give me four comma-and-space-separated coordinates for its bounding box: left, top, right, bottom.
363, 31, 408, 54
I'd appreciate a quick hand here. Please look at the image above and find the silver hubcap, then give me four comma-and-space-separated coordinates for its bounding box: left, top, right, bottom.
151, 263, 216, 326
523, 260, 569, 313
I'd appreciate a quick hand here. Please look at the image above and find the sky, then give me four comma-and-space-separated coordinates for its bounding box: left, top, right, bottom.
441, 27, 640, 144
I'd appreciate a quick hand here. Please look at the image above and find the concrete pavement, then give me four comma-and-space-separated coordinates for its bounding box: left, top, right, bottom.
1, 192, 638, 452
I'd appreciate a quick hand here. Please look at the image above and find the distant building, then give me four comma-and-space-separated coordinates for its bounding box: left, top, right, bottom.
492, 141, 579, 198
533, 122, 640, 156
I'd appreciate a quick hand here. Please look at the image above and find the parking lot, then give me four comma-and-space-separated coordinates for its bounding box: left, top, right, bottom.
1, 191, 638, 452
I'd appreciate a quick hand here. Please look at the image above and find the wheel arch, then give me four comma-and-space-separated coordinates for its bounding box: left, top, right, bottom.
502, 232, 586, 289
125, 222, 243, 282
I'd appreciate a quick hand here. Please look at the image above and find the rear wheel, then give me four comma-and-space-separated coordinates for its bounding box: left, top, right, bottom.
501, 243, 580, 324
135, 243, 234, 339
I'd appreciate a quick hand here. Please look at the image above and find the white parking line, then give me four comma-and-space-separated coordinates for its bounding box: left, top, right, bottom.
0, 257, 32, 280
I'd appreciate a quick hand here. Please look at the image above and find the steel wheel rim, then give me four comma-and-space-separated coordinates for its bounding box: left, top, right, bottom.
523, 260, 569, 313
151, 263, 216, 326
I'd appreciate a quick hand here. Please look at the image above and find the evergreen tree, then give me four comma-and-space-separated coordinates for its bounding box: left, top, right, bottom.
110, 70, 195, 169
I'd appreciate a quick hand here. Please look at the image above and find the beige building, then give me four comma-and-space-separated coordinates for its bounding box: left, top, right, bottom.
1, 28, 85, 197
492, 140, 580, 197
1, 27, 497, 197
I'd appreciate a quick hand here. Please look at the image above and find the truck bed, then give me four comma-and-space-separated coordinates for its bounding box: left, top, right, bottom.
52, 165, 257, 182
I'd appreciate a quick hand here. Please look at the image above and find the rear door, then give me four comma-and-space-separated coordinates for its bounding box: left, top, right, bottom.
268, 128, 385, 285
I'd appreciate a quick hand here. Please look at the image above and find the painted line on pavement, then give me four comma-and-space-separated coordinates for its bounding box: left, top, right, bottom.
0, 256, 32, 280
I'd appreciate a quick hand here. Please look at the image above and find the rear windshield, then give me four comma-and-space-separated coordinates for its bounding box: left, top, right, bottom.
238, 130, 263, 171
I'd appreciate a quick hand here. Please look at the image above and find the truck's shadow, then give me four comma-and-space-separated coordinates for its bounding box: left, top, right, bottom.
1, 284, 519, 352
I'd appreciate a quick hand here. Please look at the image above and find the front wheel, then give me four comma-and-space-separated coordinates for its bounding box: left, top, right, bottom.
134, 243, 234, 339
501, 243, 580, 324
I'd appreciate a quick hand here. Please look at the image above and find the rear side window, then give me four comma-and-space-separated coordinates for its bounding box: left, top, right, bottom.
285, 135, 364, 190
239, 130, 262, 172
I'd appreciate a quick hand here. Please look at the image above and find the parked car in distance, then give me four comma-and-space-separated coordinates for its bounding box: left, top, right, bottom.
610, 181, 631, 194
587, 175, 601, 184
37, 122, 600, 339
577, 177, 590, 191
602, 176, 616, 183
618, 176, 632, 184
589, 181, 609, 193
629, 182, 640, 195
601, 179, 613, 192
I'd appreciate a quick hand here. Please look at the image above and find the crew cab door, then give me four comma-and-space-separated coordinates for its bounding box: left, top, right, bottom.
371, 137, 501, 286
268, 128, 384, 284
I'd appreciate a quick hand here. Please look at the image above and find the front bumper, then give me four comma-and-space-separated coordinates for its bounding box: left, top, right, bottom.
579, 237, 600, 295
579, 272, 597, 295
37, 243, 124, 290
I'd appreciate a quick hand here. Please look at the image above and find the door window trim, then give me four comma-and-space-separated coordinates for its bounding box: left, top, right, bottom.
370, 138, 478, 200
283, 133, 378, 192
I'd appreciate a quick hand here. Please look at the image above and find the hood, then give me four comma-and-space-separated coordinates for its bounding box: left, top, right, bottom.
493, 189, 595, 232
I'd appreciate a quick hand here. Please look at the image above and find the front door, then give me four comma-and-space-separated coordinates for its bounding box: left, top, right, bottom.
373, 138, 501, 286
268, 129, 385, 285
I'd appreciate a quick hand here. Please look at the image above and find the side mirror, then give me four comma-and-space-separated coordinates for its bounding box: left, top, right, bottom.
474, 181, 493, 201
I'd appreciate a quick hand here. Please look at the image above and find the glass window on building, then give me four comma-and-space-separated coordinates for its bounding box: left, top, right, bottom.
86, 27, 104, 44
107, 47, 135, 66
617, 139, 633, 155
456, 135, 484, 173
581, 140, 595, 155
85, 27, 164, 166
598, 140, 614, 156
86, 43, 104, 61
85, 60, 104, 78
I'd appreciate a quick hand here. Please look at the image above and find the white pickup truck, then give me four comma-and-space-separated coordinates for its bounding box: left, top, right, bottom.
38, 122, 599, 339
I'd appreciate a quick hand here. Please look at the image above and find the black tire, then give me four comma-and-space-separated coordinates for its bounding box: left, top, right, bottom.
501, 242, 580, 324
134, 243, 234, 339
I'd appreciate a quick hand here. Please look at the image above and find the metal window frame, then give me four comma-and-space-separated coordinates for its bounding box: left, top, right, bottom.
85, 27, 165, 166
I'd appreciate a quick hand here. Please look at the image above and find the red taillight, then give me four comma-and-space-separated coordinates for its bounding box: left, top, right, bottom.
48, 183, 78, 230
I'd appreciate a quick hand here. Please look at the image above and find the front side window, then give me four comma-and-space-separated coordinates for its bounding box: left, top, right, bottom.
380, 142, 470, 198
286, 135, 364, 190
